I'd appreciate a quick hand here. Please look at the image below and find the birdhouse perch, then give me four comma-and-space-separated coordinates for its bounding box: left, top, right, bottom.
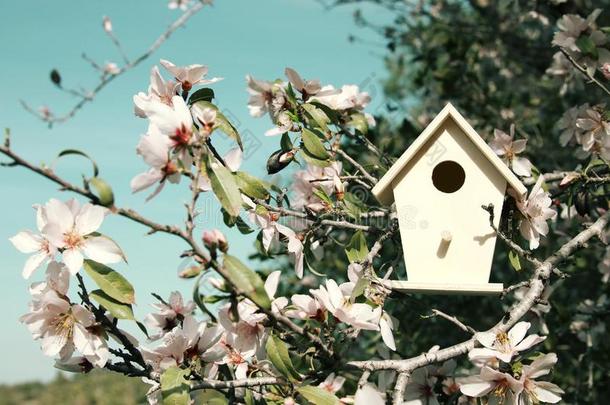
372, 103, 527, 295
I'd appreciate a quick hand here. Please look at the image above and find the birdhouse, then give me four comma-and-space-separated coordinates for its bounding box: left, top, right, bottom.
372, 103, 527, 295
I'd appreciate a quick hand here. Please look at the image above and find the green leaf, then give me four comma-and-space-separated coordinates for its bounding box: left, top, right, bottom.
575, 36, 598, 58
265, 334, 301, 381
297, 386, 340, 405
83, 260, 135, 304
508, 250, 522, 272
193, 101, 243, 150
345, 231, 369, 263
89, 290, 135, 320
222, 254, 271, 309
206, 155, 242, 218
281, 133, 294, 152
300, 149, 331, 168
221, 208, 254, 234
161, 366, 190, 405
302, 103, 330, 132
312, 187, 333, 206
346, 112, 369, 134
57, 149, 99, 177
188, 88, 215, 104
301, 128, 330, 160
193, 390, 228, 405
89, 177, 115, 207
234, 171, 270, 200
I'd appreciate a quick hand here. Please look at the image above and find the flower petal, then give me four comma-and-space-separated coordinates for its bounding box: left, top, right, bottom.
81, 236, 124, 264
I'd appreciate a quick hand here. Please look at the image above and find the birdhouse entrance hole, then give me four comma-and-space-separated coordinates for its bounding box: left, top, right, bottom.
431, 160, 465, 193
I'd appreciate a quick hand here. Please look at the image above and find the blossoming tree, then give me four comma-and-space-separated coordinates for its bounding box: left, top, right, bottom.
4, 1, 610, 404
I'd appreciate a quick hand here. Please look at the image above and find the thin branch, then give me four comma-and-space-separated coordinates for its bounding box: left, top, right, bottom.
428, 309, 476, 334
254, 199, 378, 233
393, 372, 409, 405
190, 376, 287, 391
76, 273, 148, 372
0, 143, 189, 241
0, 142, 336, 362
560, 48, 610, 97
481, 204, 541, 266
22, 0, 211, 126
522, 171, 579, 186
336, 149, 378, 185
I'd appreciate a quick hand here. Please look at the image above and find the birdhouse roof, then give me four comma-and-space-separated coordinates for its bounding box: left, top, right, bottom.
372, 103, 528, 205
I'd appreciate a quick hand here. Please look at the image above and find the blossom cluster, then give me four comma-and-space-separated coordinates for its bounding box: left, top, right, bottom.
12, 199, 125, 368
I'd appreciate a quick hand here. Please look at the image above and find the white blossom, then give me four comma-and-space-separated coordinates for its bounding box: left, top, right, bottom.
160, 59, 222, 92
131, 126, 180, 200
144, 291, 196, 340
517, 353, 564, 404
291, 162, 343, 211
575, 106, 610, 157
515, 177, 557, 250
310, 84, 370, 111
459, 367, 522, 403
246, 75, 286, 118
354, 383, 386, 405
469, 322, 546, 365
318, 372, 346, 394
310, 279, 379, 331
20, 290, 109, 367
285, 294, 325, 321
40, 199, 124, 274
133, 66, 180, 118
141, 316, 222, 372
489, 126, 532, 177
10, 205, 57, 278
244, 196, 305, 278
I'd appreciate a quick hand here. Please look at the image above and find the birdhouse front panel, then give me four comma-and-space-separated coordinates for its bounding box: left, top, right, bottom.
391, 119, 506, 289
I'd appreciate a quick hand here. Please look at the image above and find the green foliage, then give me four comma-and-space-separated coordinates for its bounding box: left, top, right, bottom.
223, 254, 271, 309
161, 367, 190, 405
83, 260, 135, 304
265, 334, 302, 381
89, 290, 135, 320
296, 386, 340, 405
205, 154, 243, 218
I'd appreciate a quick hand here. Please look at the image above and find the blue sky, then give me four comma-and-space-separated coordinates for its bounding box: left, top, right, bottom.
0, 0, 391, 383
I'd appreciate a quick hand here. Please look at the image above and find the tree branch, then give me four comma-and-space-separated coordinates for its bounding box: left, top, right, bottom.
21, 0, 211, 126
190, 376, 288, 391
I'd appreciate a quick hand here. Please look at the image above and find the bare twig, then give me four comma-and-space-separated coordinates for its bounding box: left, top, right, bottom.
254, 199, 378, 233
190, 376, 287, 391
481, 204, 541, 266
429, 309, 476, 334
21, 0, 211, 126
336, 149, 378, 185
560, 48, 610, 97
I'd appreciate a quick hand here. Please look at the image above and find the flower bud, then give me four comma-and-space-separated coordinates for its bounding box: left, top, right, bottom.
102, 16, 113, 33
267, 149, 295, 174
203, 229, 228, 252
178, 264, 203, 279
209, 278, 228, 291
601, 63, 610, 80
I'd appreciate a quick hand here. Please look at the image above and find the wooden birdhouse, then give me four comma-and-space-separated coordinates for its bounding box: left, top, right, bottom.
372, 103, 527, 295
